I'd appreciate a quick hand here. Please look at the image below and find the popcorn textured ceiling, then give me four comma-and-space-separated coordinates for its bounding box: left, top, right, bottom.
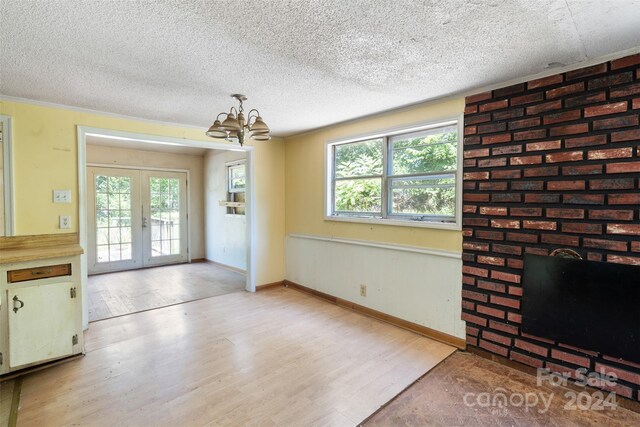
1, 0, 639, 136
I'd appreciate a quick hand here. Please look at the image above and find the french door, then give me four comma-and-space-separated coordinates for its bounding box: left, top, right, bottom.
87, 167, 188, 274
141, 170, 188, 267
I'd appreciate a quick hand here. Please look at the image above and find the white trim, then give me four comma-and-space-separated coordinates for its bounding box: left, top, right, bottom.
288, 233, 462, 259
87, 164, 193, 261
85, 164, 192, 266
245, 150, 256, 293
80, 126, 242, 150
455, 114, 464, 231
323, 215, 461, 231
226, 160, 247, 194
4, 46, 639, 141
78, 127, 256, 328
77, 127, 88, 329
324, 116, 463, 230
1, 115, 15, 236
225, 159, 247, 167
140, 169, 190, 266
205, 259, 247, 275
285, 234, 465, 338
1, 95, 204, 131
324, 139, 332, 225
326, 119, 459, 146
87, 163, 190, 173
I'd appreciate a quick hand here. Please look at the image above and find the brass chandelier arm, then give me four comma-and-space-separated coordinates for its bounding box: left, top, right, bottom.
206, 94, 270, 146
246, 109, 260, 128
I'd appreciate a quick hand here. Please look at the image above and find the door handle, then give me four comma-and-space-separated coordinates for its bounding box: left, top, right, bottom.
13, 295, 24, 313
142, 216, 148, 228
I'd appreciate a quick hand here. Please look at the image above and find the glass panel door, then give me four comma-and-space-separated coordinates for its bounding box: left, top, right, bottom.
141, 171, 188, 266
87, 167, 142, 273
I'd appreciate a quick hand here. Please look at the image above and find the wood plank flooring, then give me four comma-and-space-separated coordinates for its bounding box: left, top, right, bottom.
17, 287, 455, 426
88, 262, 245, 321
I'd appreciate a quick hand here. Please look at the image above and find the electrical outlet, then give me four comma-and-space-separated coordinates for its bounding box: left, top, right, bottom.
53, 190, 72, 203
360, 284, 367, 297
59, 215, 71, 229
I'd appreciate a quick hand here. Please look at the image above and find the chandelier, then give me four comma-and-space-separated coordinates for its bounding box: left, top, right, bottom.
205, 94, 271, 146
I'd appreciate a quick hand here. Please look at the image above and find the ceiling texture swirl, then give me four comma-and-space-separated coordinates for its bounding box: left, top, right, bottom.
1, 0, 639, 136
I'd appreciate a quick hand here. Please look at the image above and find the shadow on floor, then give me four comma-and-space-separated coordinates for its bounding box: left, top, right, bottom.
0, 378, 19, 427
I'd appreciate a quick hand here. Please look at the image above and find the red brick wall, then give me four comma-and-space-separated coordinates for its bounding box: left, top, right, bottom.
462, 53, 640, 400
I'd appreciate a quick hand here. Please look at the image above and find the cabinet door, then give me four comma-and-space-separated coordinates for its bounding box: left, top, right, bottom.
8, 282, 77, 368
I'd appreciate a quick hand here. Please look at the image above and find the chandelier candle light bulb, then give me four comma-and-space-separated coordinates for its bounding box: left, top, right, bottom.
206, 94, 271, 146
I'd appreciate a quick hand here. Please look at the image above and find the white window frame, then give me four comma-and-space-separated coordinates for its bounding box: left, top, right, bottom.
0, 115, 15, 236
226, 160, 246, 216
324, 117, 463, 231
227, 160, 246, 194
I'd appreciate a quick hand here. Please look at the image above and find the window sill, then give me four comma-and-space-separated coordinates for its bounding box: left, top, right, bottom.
324, 215, 461, 231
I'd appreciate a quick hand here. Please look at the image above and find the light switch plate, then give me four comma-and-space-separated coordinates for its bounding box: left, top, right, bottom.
53, 190, 72, 203
59, 215, 71, 229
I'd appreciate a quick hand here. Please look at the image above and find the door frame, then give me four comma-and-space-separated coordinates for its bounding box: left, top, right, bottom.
140, 169, 189, 267
86, 165, 191, 273
78, 126, 256, 330
86, 166, 145, 273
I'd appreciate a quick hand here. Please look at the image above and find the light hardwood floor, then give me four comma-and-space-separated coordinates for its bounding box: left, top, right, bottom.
18, 287, 455, 426
88, 262, 245, 321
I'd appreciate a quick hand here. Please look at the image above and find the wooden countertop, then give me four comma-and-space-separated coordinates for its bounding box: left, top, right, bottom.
0, 233, 83, 264
1, 244, 84, 264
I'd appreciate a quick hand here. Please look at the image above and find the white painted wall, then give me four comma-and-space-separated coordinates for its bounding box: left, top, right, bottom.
285, 234, 465, 339
204, 150, 247, 270
86, 144, 206, 259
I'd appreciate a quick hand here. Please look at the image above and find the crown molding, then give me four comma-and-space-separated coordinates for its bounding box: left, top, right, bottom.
0, 95, 204, 131
3, 45, 639, 140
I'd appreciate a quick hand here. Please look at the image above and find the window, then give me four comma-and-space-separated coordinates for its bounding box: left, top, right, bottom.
228, 163, 246, 193
95, 175, 133, 262
227, 161, 246, 215
327, 120, 460, 228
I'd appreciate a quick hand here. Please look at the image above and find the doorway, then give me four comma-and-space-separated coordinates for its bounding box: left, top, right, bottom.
77, 127, 256, 328
87, 167, 188, 274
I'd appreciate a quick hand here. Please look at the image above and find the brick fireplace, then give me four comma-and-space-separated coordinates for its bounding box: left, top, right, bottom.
461, 53, 640, 400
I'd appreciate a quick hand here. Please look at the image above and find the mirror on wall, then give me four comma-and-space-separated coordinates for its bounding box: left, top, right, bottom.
0, 115, 14, 236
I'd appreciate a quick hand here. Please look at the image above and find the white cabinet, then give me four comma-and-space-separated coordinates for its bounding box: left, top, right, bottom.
0, 255, 83, 375
8, 282, 78, 368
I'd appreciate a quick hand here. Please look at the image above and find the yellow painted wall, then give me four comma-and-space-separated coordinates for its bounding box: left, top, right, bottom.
252, 136, 286, 285
0, 100, 285, 285
284, 96, 465, 253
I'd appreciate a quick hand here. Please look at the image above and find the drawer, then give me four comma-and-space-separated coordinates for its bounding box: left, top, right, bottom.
7, 264, 72, 283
